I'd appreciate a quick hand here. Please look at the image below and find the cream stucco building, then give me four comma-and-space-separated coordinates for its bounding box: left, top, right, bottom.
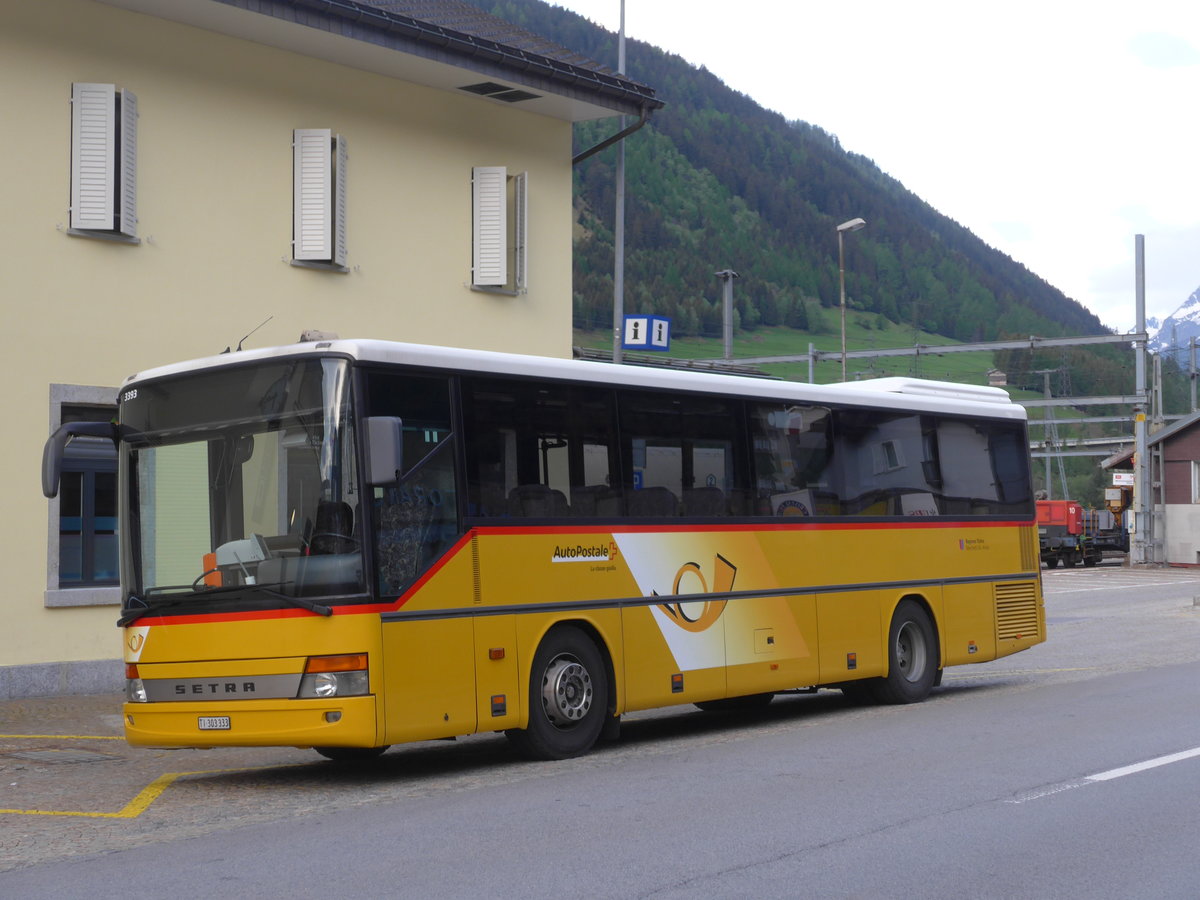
2, 0, 659, 697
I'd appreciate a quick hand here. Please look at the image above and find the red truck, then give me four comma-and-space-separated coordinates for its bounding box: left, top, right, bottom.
1037, 499, 1103, 568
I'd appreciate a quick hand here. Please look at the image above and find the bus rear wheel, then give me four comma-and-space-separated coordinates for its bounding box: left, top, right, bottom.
855, 599, 938, 705
506, 625, 609, 761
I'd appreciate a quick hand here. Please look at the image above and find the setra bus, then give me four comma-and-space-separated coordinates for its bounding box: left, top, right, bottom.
43, 337, 1045, 761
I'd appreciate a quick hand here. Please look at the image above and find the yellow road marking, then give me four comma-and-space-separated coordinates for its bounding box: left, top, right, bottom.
0, 734, 122, 741
0, 765, 295, 819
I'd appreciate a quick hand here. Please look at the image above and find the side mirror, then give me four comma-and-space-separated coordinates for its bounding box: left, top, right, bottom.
364, 417, 403, 486
43, 421, 119, 498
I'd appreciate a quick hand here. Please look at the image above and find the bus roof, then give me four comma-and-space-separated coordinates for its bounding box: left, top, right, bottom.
123, 338, 1027, 421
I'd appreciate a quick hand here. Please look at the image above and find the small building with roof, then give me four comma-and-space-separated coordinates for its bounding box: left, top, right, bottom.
1103, 411, 1200, 566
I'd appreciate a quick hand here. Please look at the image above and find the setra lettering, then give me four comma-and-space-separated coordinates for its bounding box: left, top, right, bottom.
171, 681, 258, 695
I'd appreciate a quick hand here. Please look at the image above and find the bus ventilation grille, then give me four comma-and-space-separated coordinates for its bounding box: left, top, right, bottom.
471, 535, 481, 604
994, 581, 1040, 641
1019, 528, 1038, 572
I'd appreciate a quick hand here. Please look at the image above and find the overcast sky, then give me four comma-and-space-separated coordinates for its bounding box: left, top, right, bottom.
553, 0, 1200, 332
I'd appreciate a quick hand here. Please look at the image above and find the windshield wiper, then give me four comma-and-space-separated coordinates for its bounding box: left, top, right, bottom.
118, 582, 332, 626
255, 587, 333, 618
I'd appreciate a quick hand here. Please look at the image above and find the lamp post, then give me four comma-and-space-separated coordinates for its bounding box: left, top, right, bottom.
837, 217, 866, 381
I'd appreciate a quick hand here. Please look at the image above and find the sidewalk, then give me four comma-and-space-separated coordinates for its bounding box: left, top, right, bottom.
0, 693, 126, 741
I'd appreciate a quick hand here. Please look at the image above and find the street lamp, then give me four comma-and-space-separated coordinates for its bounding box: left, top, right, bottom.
837, 217, 866, 382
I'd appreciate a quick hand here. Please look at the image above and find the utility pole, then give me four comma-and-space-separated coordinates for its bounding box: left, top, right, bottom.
1133, 234, 1150, 564
1035, 369, 1068, 500
1190, 337, 1197, 413
611, 0, 626, 365
715, 269, 739, 360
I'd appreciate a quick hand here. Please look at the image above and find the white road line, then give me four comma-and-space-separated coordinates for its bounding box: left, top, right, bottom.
1087, 746, 1200, 782
1008, 746, 1200, 804
1045, 581, 1192, 594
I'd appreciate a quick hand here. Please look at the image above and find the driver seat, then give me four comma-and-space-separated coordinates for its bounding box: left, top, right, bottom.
310, 500, 354, 554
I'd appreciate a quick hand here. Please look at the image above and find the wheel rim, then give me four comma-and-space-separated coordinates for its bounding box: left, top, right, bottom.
895, 620, 928, 683
540, 654, 593, 729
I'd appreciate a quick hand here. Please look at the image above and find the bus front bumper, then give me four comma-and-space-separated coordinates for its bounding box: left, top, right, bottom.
122, 695, 379, 749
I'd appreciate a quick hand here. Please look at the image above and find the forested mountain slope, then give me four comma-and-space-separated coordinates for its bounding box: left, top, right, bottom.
468, 1, 1118, 370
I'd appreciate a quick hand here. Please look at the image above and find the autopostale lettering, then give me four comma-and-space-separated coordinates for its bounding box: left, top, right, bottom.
175, 682, 258, 695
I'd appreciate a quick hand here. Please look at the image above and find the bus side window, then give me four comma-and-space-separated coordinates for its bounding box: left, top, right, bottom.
463, 378, 619, 520
750, 403, 834, 517
620, 391, 747, 519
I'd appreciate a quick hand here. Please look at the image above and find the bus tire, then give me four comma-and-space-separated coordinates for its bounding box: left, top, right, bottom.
314, 745, 389, 762
695, 692, 774, 712
506, 625, 608, 761
868, 599, 938, 704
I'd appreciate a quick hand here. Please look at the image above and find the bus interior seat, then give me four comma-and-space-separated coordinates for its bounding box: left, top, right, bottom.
508, 484, 570, 518
627, 486, 680, 517
572, 484, 622, 517
682, 486, 726, 517
475, 482, 506, 517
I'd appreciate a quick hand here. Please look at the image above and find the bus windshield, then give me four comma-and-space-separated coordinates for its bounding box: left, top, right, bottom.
119, 357, 366, 613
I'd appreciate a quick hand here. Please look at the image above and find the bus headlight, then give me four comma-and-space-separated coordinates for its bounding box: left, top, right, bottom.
297, 654, 369, 699
126, 664, 148, 703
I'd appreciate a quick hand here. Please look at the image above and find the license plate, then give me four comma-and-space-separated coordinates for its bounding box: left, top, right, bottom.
198, 716, 231, 731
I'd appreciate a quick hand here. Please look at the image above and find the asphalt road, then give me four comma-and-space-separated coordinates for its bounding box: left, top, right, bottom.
4, 563, 1200, 898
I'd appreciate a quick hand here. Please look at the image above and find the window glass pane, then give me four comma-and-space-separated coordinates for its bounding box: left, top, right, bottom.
58, 471, 84, 584
750, 404, 834, 516
621, 392, 744, 518
365, 372, 460, 596
985, 423, 1033, 513
463, 378, 615, 518
126, 359, 364, 601
94, 535, 120, 582
831, 410, 948, 516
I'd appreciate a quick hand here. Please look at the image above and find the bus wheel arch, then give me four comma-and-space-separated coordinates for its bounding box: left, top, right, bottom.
844, 595, 939, 705
877, 595, 940, 703
506, 622, 612, 760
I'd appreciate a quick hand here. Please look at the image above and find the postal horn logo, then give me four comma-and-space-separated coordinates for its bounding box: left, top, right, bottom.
655, 554, 736, 633
128, 632, 145, 653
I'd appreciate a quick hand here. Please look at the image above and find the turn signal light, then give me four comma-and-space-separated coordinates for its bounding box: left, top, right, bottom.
305, 654, 368, 673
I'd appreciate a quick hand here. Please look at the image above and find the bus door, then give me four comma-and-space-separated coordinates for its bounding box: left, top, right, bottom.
366, 370, 478, 742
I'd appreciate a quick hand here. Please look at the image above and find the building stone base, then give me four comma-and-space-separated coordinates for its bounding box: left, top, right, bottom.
0, 659, 123, 699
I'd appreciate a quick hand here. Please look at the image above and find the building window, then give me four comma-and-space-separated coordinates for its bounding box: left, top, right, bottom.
471, 166, 527, 293
46, 385, 120, 607
292, 129, 348, 269
70, 83, 138, 240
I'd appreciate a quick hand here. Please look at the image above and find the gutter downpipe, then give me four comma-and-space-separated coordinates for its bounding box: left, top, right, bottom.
572, 106, 650, 166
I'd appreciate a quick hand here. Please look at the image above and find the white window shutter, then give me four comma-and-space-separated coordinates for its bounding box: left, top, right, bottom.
472, 166, 506, 286
513, 171, 528, 290
332, 134, 347, 267
293, 128, 332, 261
70, 83, 116, 231
118, 89, 138, 238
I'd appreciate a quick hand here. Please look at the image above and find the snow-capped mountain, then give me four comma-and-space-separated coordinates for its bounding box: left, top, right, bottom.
1147, 287, 1200, 363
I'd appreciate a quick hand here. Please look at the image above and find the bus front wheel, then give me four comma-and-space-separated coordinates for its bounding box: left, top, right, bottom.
506, 625, 609, 761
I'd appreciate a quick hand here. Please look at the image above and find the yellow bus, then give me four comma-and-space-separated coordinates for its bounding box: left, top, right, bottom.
43, 338, 1044, 761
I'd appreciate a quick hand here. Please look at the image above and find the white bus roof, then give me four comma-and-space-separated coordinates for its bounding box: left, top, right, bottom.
123, 338, 1027, 421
